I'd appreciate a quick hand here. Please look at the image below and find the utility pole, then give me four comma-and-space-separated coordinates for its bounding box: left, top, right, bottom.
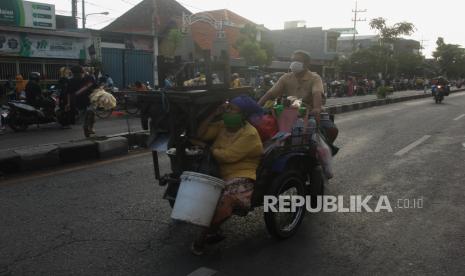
82, 0, 86, 28
419, 36, 429, 55
351, 1, 367, 52
71, 0, 78, 28
151, 0, 159, 87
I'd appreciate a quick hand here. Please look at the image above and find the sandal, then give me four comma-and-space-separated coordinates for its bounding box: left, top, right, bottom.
205, 232, 226, 244
190, 241, 205, 256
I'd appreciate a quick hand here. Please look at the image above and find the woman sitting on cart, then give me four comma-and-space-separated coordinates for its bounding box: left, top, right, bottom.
192, 95, 264, 255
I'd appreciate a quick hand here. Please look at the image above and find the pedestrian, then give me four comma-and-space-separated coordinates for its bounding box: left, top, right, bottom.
15, 74, 27, 100
347, 77, 354, 97
211, 73, 221, 84
133, 81, 148, 91
105, 74, 114, 88
230, 73, 242, 88
164, 75, 175, 89
25, 72, 42, 107
66, 65, 97, 137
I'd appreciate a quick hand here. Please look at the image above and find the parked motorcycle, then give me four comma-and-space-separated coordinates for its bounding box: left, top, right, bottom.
6, 85, 66, 131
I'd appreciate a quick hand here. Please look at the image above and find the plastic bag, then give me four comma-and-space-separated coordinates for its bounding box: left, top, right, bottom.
314, 133, 334, 179
250, 114, 279, 142
277, 107, 299, 133
89, 88, 117, 110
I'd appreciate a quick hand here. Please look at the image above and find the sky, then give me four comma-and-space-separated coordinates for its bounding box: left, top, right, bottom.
44, 0, 465, 57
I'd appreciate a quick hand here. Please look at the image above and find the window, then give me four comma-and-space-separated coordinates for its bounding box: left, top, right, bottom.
45, 64, 68, 80
19, 63, 42, 79
0, 62, 16, 81
327, 36, 337, 53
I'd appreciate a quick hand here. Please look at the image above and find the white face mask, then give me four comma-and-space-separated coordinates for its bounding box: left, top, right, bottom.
290, 61, 305, 73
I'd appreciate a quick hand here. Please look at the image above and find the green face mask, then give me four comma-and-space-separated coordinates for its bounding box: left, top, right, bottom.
222, 112, 243, 129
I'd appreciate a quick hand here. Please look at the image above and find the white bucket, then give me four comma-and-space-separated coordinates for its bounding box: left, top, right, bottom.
171, 171, 225, 227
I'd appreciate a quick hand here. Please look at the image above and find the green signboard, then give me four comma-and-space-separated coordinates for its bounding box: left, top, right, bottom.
0, 0, 56, 29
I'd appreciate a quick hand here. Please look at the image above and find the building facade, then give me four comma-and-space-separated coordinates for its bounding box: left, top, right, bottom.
268, 27, 340, 77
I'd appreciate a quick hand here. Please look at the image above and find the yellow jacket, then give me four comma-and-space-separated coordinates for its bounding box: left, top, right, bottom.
201, 121, 263, 181
230, 78, 242, 89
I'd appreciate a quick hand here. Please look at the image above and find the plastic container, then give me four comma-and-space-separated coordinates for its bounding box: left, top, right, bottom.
291, 118, 305, 145
171, 171, 225, 227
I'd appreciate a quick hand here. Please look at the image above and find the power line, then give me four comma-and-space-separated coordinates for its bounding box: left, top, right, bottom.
351, 0, 367, 52
86, 17, 116, 28
119, 0, 139, 6
85, 0, 120, 13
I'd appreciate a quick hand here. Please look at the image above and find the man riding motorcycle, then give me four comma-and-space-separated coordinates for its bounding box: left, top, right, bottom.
258, 50, 324, 117
25, 72, 42, 107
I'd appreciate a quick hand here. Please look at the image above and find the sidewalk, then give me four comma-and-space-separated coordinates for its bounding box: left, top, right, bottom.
0, 116, 142, 151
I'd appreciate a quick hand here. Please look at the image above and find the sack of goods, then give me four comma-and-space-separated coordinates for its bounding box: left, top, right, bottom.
89, 88, 117, 110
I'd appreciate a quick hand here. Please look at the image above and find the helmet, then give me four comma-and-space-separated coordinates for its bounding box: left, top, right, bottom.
29, 72, 41, 81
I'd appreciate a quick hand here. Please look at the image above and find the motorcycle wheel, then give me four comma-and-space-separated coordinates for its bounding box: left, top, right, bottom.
125, 100, 140, 115
264, 170, 306, 240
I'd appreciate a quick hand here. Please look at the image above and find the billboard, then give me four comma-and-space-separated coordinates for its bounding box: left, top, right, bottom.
0, 32, 88, 59
0, 0, 56, 30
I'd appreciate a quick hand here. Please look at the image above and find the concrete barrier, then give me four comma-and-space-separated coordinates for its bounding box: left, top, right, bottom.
58, 140, 99, 163
0, 150, 21, 174
96, 137, 128, 159
15, 145, 60, 171
327, 88, 465, 115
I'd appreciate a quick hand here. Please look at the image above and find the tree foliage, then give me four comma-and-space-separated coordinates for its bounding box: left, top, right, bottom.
369, 17, 416, 45
432, 37, 465, 78
165, 28, 183, 57
235, 24, 274, 66
338, 45, 423, 78
354, 17, 418, 76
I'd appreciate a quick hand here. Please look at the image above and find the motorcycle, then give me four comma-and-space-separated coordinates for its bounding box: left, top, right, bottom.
432, 84, 446, 104
6, 85, 66, 131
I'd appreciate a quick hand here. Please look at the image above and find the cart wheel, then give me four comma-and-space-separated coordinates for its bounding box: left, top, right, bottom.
96, 107, 112, 119
264, 170, 306, 240
307, 166, 327, 208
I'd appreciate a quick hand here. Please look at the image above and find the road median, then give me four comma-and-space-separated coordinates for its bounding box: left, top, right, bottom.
327, 88, 465, 115
0, 130, 149, 175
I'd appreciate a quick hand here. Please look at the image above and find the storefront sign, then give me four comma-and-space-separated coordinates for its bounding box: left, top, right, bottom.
0, 32, 88, 59
0, 33, 21, 54
0, 0, 56, 30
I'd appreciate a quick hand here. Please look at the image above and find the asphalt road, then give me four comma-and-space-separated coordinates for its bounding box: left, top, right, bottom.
1, 92, 465, 275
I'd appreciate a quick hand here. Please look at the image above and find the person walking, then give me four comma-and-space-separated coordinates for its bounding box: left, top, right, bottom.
66, 66, 96, 137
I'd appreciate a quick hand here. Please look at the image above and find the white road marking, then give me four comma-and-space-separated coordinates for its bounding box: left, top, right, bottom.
187, 267, 218, 276
395, 135, 432, 156
453, 114, 465, 121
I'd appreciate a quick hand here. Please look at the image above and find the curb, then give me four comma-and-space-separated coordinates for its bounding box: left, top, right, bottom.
0, 130, 149, 175
327, 89, 465, 115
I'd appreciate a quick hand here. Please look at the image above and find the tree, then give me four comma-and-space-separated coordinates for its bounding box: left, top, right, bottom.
164, 28, 183, 57
369, 17, 416, 45
433, 37, 465, 78
235, 24, 274, 67
368, 17, 416, 77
